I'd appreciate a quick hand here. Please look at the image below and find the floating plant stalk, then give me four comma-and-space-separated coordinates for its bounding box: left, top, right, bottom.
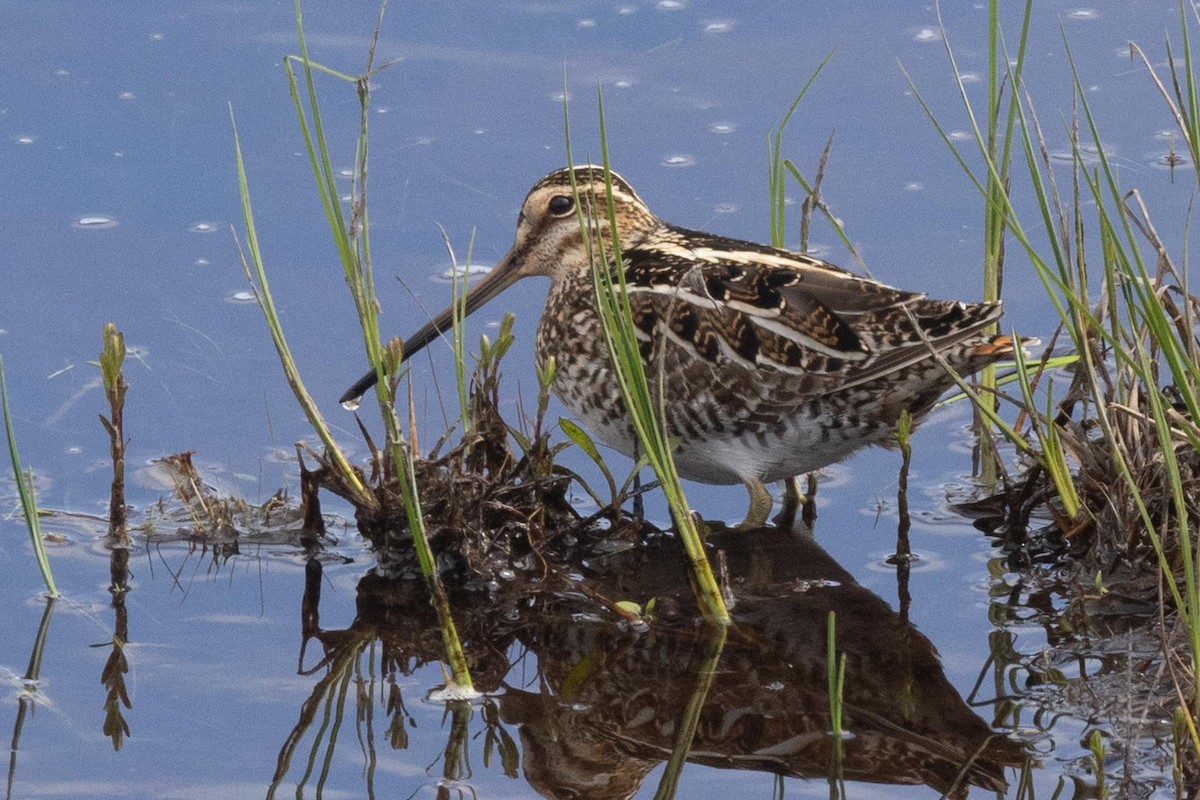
98, 322, 129, 545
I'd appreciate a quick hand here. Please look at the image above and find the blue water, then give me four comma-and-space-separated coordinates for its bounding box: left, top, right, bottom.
1, 1, 1189, 797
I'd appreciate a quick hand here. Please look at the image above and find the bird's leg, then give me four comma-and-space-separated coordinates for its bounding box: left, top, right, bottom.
782, 476, 804, 508
773, 476, 803, 532
773, 475, 818, 535
738, 479, 774, 529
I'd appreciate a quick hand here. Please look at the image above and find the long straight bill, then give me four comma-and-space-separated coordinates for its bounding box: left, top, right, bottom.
338, 250, 522, 405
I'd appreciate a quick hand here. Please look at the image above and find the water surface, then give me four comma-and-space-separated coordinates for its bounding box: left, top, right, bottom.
1, 2, 1190, 797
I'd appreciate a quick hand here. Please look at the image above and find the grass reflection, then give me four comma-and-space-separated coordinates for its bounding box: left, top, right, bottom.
5, 597, 56, 800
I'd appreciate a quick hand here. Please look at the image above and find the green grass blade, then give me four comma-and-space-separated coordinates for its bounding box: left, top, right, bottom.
0, 357, 59, 597
230, 106, 376, 511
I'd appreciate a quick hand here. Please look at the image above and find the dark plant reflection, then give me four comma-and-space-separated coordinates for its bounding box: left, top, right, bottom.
978, 555, 1199, 795
274, 530, 1025, 799
99, 545, 131, 751
5, 596, 56, 800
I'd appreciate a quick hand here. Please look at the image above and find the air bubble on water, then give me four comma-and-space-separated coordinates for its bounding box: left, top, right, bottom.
73, 216, 117, 230
438, 263, 492, 283
904, 181, 924, 192
911, 27, 940, 43
577, 18, 596, 28
708, 122, 736, 135
657, 1, 684, 9
188, 222, 218, 234
1066, 8, 1098, 20
704, 20, 734, 34
14, 136, 34, 145
118, 91, 135, 101
713, 203, 738, 214
226, 290, 257, 304
661, 153, 695, 168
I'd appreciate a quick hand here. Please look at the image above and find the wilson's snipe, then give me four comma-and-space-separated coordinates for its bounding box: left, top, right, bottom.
342, 166, 1021, 527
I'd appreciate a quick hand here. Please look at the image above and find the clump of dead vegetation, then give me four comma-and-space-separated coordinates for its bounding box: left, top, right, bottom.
307, 315, 653, 588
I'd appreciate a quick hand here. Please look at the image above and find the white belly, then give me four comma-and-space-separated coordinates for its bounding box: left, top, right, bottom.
569, 388, 889, 487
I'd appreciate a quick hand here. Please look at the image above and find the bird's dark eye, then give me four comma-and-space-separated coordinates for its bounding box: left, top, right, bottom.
547, 195, 574, 216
